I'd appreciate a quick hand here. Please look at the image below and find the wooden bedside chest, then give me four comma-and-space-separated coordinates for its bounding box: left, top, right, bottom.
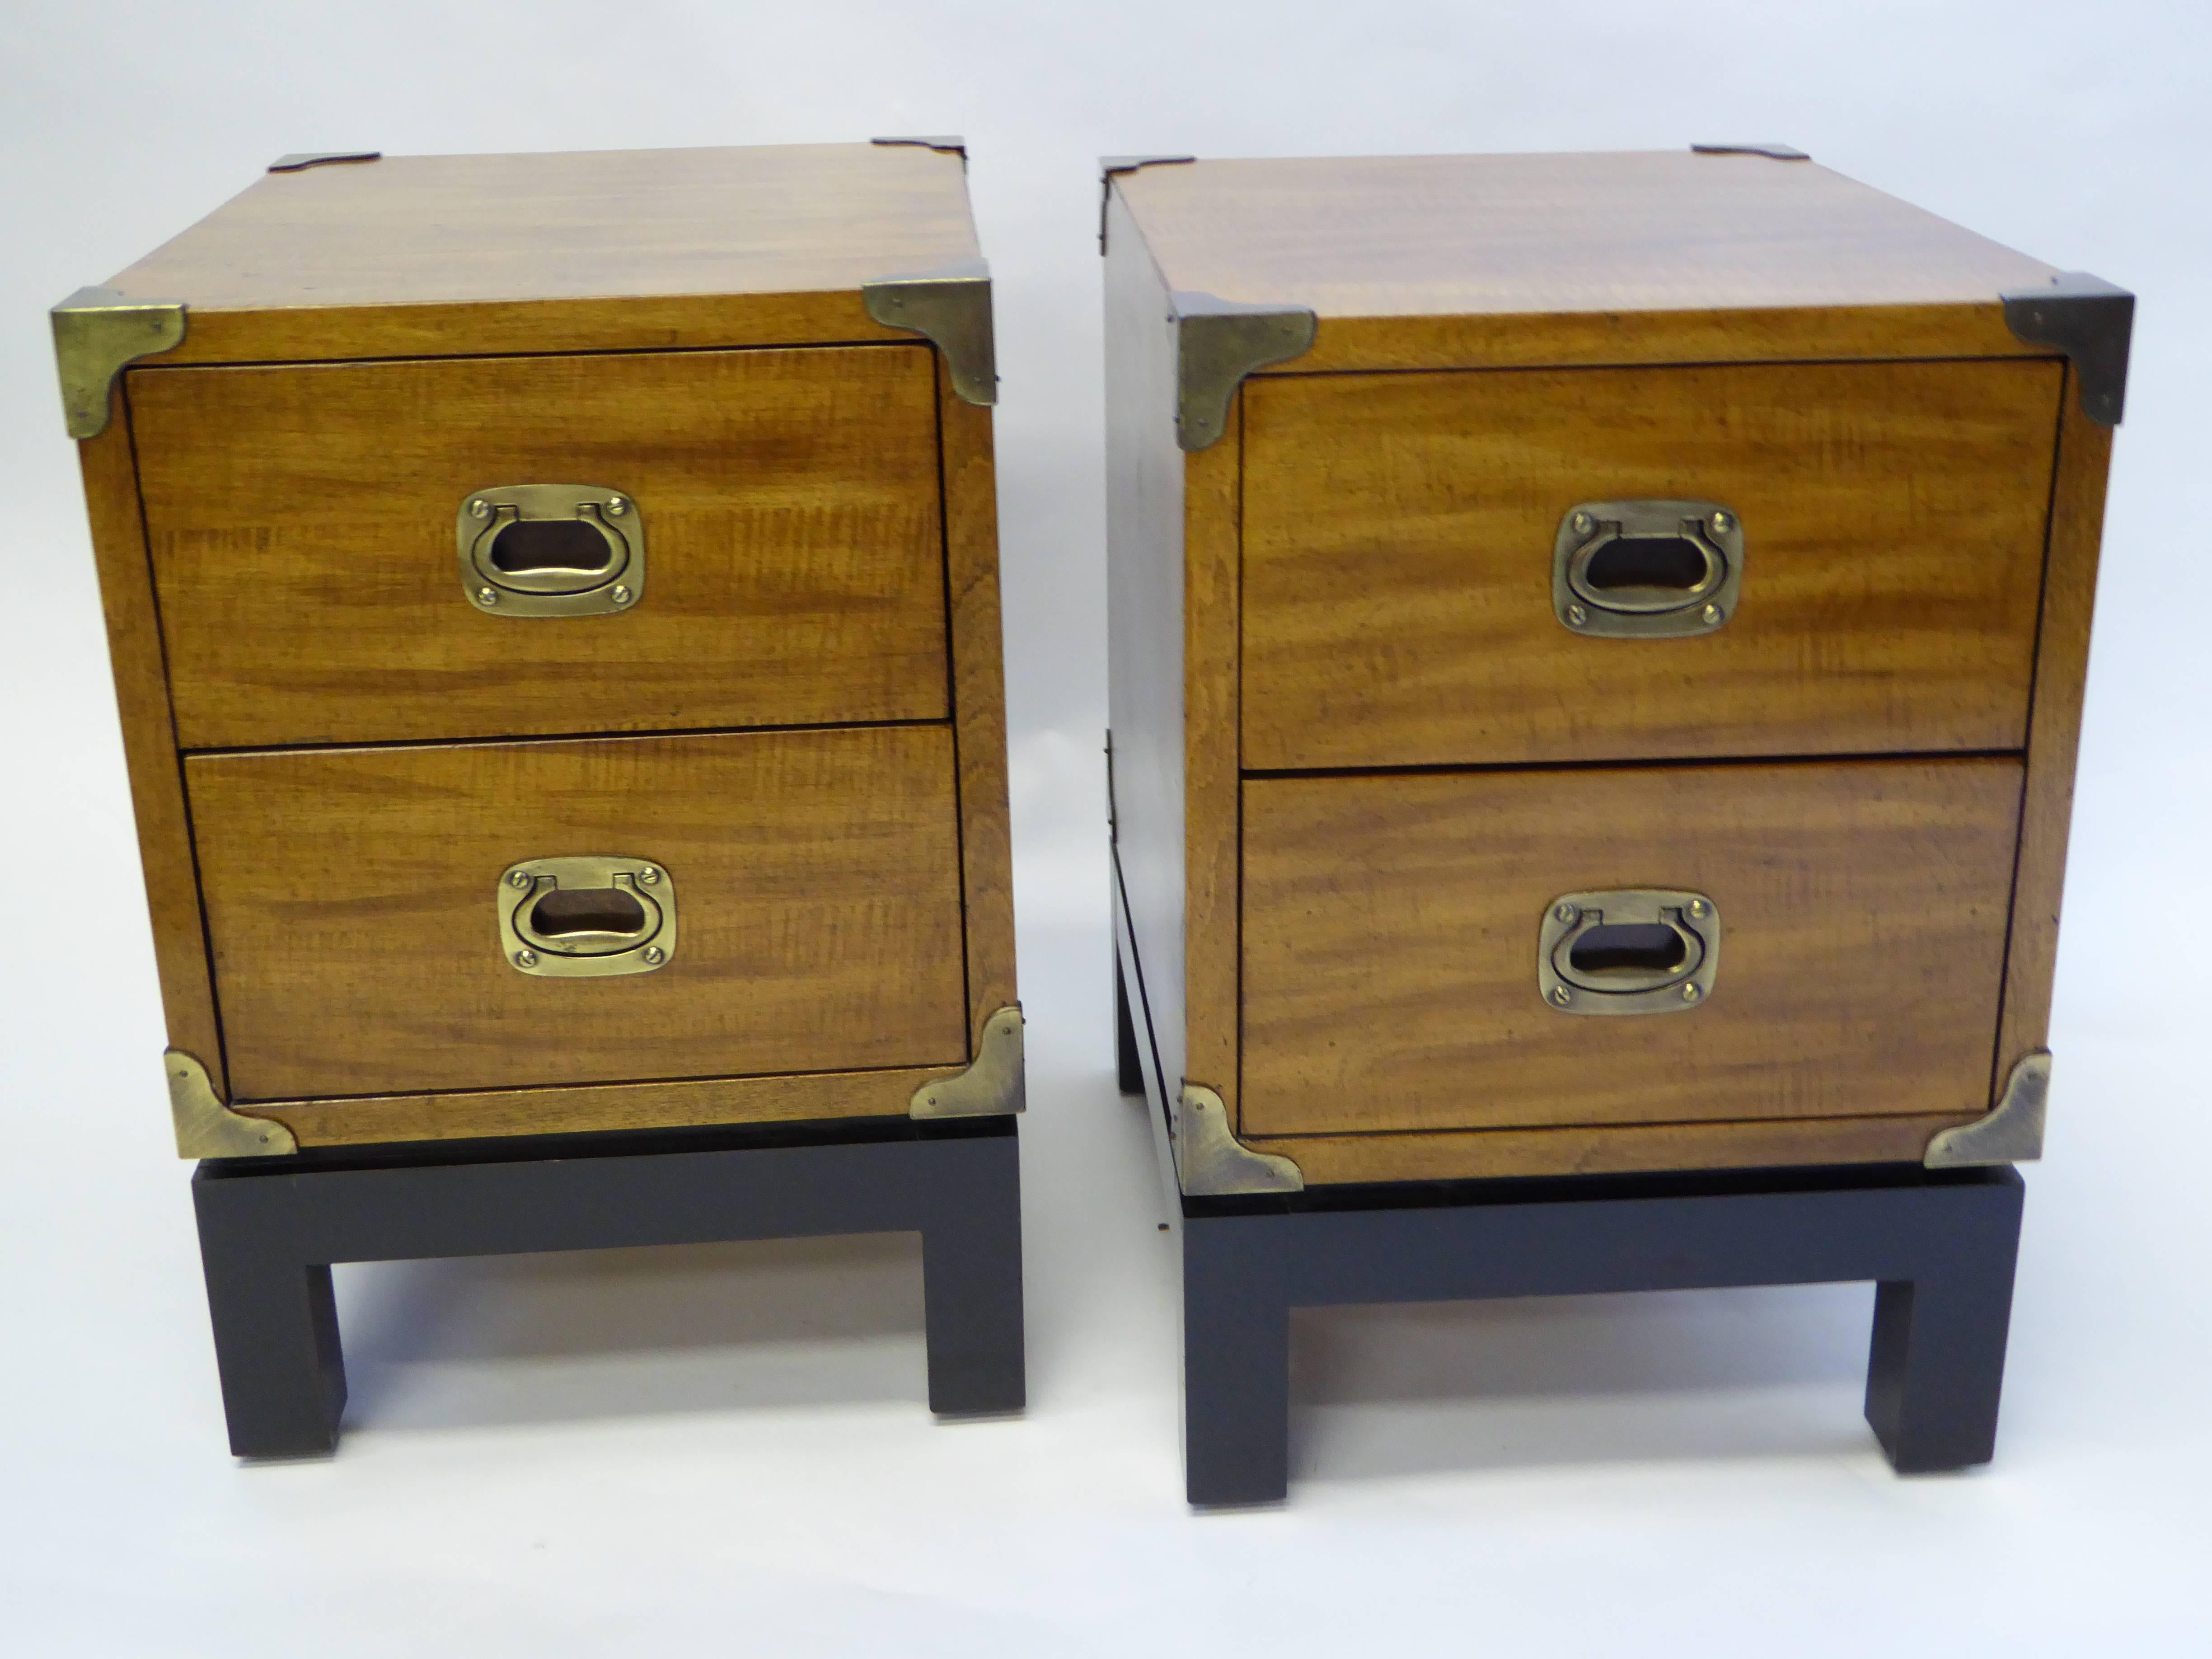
1106, 147, 2129, 1195
58, 141, 1020, 1158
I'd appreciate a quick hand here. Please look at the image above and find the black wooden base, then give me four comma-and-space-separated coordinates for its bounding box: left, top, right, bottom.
191, 1115, 1025, 1457
1111, 931, 2024, 1507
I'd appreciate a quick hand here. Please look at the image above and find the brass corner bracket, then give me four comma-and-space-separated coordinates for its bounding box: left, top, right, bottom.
1171, 291, 1317, 451
862, 258, 997, 407
2002, 272, 2133, 427
1925, 1050, 2051, 1168
167, 1050, 297, 1160
268, 150, 381, 172
1174, 1084, 1303, 1196
51, 287, 187, 440
1691, 142, 1810, 161
910, 1006, 1026, 1119
1097, 154, 1195, 252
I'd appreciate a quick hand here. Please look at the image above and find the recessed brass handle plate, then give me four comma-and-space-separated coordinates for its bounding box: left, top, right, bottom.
459, 484, 644, 618
1554, 499, 1743, 638
499, 855, 675, 979
1538, 889, 1720, 1015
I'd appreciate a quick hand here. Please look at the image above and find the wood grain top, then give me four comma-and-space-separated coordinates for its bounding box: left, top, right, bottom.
106, 144, 979, 314
1117, 150, 2056, 319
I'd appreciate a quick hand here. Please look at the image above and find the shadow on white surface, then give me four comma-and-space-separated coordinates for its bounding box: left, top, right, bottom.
1289, 1284, 1879, 1483
332, 1232, 929, 1432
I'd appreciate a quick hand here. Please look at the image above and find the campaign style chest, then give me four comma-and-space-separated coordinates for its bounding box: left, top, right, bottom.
1106, 147, 2128, 1193
60, 141, 1020, 1157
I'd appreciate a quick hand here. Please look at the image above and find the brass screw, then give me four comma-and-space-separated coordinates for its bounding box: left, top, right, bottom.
1566, 603, 1589, 627
1570, 511, 1593, 535
1702, 604, 1724, 626
478, 586, 500, 605
514, 949, 539, 969
1686, 898, 1708, 919
1711, 510, 1734, 534
606, 497, 628, 516
611, 584, 633, 606
509, 870, 533, 890
636, 866, 661, 885
1682, 982, 1703, 1003
1554, 902, 1578, 923
469, 498, 489, 518
642, 946, 665, 966
1550, 985, 1573, 1007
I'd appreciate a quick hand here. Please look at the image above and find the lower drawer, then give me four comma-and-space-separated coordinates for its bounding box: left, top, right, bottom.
188, 725, 968, 1101
1240, 757, 2022, 1143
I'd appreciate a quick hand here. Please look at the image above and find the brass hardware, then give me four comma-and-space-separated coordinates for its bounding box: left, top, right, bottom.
498, 856, 675, 979
861, 258, 998, 407
268, 151, 381, 172
1925, 1051, 2051, 1167
1172, 290, 1317, 451
2002, 272, 2134, 427
457, 484, 644, 618
1098, 154, 1196, 252
1174, 1084, 1303, 1196
167, 1050, 296, 1160
1538, 889, 1720, 1016
1691, 142, 1811, 160
50, 287, 187, 440
1553, 498, 1744, 638
910, 1006, 1026, 1118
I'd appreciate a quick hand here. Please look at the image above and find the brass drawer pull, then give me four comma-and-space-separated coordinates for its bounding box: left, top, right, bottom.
459, 484, 645, 618
1538, 888, 1719, 1014
1553, 499, 1742, 638
498, 855, 675, 978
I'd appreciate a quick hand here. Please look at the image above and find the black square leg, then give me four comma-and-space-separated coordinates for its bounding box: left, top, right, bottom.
1864, 1175, 2025, 1472
918, 1135, 1027, 1414
192, 1171, 346, 1458
1182, 1215, 1293, 1505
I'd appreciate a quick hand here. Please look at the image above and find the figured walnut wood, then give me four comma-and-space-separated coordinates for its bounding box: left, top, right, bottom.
131, 345, 947, 749
1994, 366, 2113, 1097
75, 408, 227, 1098
1104, 187, 1200, 1118
1185, 416, 1244, 1115
1243, 1114, 1975, 1187
106, 144, 977, 365
1241, 758, 2023, 1141
1241, 358, 2063, 771
249, 1067, 941, 1148
1119, 151, 2057, 322
188, 726, 968, 1102
939, 375, 1018, 1042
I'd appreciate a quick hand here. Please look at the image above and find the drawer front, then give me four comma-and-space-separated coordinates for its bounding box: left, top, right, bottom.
188, 725, 969, 1100
1241, 359, 2062, 770
1241, 757, 2022, 1139
133, 345, 948, 750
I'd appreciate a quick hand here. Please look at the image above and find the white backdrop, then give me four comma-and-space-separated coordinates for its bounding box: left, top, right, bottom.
4, 2, 2208, 1653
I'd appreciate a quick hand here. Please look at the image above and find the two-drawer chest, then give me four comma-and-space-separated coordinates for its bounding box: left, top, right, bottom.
60, 141, 1021, 1158
1106, 147, 2128, 1195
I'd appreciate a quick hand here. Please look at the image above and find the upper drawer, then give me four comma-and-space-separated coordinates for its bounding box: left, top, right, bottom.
130, 344, 949, 750
1240, 359, 2062, 771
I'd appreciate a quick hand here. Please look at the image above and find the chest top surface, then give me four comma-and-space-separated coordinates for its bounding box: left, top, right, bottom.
105, 143, 979, 313
1117, 150, 2055, 319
